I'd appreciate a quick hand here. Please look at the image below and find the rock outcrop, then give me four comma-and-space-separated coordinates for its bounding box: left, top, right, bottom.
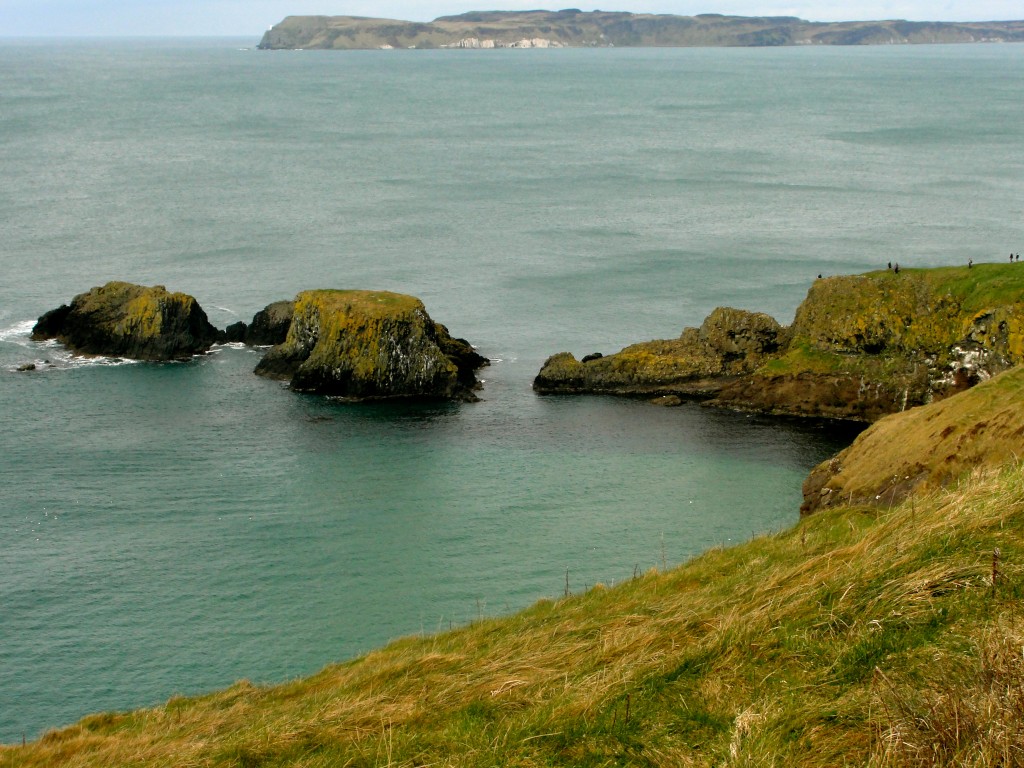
217, 301, 296, 346
535, 265, 1024, 421
534, 307, 783, 399
31, 281, 220, 361
800, 364, 1024, 514
254, 290, 487, 401
245, 300, 295, 346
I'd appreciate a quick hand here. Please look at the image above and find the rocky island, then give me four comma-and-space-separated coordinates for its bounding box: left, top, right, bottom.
30, 283, 488, 402
535, 264, 1024, 421
259, 10, 1024, 50
31, 281, 221, 361
253, 289, 488, 401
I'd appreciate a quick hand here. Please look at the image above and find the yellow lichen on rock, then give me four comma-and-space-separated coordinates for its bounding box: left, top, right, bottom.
255, 289, 486, 401
31, 281, 220, 360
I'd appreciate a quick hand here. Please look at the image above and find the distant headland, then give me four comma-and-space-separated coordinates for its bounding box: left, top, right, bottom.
258, 10, 1024, 50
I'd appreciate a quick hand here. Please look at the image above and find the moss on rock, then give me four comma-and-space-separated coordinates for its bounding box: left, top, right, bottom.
254, 290, 487, 401
535, 265, 1024, 421
31, 281, 220, 360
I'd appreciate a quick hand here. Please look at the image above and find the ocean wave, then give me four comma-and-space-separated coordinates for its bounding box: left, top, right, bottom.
1, 321, 144, 371
7, 348, 142, 372
210, 342, 249, 351
0, 319, 36, 344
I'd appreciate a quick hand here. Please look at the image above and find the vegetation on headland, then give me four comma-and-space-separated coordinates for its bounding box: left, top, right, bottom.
5, 365, 1024, 766
258, 10, 1024, 50
537, 264, 1024, 422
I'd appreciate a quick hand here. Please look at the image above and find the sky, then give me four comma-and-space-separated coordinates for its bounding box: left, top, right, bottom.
1, 1, 1020, 37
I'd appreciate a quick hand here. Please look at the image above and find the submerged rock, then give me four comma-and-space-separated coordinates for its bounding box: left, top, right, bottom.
31, 281, 220, 361
254, 289, 487, 401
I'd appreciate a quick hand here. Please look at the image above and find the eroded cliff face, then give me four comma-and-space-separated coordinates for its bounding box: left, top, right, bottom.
254, 290, 487, 401
535, 265, 1024, 421
31, 281, 220, 360
800, 365, 1024, 514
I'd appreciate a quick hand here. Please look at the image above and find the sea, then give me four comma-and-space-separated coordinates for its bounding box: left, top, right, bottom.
1, 37, 1022, 742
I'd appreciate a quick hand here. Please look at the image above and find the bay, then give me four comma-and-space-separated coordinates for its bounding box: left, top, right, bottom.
0, 38, 1021, 741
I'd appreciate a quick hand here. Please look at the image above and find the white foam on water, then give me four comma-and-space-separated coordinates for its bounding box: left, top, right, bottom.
0, 319, 37, 344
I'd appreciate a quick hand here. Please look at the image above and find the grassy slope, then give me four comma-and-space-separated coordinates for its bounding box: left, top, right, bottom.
5, 456, 1024, 764
803, 365, 1024, 512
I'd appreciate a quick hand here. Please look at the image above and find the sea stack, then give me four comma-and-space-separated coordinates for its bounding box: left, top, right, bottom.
254, 289, 488, 401
31, 281, 220, 361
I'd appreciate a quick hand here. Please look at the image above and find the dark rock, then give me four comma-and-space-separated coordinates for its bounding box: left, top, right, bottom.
17, 363, 36, 372
223, 321, 248, 343
31, 305, 72, 341
245, 300, 294, 346
254, 289, 488, 401
31, 281, 220, 361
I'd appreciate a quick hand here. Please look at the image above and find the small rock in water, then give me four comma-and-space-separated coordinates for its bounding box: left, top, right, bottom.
650, 395, 682, 407
17, 363, 37, 372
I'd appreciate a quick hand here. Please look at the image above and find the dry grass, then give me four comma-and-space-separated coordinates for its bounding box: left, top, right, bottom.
4, 464, 1024, 767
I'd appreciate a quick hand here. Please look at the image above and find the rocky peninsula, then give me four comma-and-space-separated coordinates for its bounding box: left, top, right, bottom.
535, 264, 1024, 422
259, 11, 1024, 50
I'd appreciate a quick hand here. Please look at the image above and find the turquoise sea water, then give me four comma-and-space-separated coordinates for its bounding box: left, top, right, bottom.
1, 38, 1022, 741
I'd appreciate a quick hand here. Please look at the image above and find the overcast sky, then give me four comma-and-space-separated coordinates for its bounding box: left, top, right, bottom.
2, 1, 1020, 37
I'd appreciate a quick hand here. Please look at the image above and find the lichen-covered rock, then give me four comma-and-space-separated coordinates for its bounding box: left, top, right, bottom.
536, 264, 1024, 422
254, 290, 487, 401
31, 281, 220, 360
533, 307, 782, 397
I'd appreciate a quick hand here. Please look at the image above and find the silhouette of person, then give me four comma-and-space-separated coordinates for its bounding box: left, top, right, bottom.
894, 263, 900, 274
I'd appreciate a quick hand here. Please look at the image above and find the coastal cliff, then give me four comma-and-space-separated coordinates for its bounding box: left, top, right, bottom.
258, 11, 1024, 50
254, 289, 487, 401
535, 264, 1024, 421
31, 281, 220, 361
801, 364, 1024, 514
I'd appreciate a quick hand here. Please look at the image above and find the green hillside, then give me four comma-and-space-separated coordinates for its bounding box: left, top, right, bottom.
5, 367, 1024, 766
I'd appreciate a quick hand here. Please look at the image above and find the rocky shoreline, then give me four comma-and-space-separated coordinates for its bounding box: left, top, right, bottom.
534, 264, 1024, 422
25, 265, 1024, 419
